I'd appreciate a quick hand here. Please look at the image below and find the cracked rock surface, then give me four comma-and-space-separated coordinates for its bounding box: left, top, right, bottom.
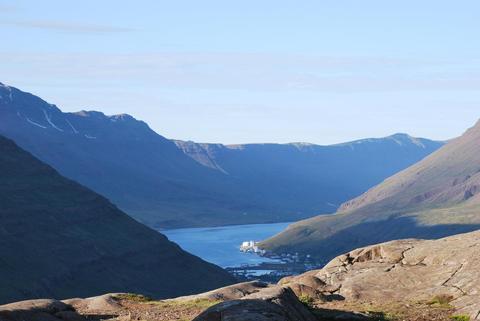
281, 230, 480, 319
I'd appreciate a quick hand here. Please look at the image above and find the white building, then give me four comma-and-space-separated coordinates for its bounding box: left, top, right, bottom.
239, 240, 266, 255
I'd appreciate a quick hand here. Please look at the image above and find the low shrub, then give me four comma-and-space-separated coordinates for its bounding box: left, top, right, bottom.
116, 293, 152, 302
298, 294, 315, 308
428, 294, 454, 307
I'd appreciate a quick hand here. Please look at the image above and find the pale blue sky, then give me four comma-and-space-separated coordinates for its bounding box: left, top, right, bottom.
1, 1, 479, 144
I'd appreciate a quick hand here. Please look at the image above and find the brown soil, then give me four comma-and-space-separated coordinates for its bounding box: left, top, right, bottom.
78, 296, 221, 321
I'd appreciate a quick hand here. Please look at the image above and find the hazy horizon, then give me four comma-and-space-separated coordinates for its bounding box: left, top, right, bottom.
1, 1, 479, 144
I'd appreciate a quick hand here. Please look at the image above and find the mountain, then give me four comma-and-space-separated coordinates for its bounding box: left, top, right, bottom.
175, 136, 444, 216
0, 82, 250, 228
262, 119, 480, 263
0, 134, 234, 304
0, 83, 444, 228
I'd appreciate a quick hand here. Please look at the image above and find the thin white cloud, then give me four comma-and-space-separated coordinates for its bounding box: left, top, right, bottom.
1, 52, 479, 93
0, 3, 19, 12
1, 20, 134, 33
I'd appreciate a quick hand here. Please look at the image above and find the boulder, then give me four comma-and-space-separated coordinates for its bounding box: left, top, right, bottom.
63, 294, 123, 314
193, 286, 316, 321
0, 299, 77, 321
170, 281, 270, 301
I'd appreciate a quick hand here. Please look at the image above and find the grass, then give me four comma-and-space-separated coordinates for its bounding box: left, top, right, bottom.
153, 298, 222, 310
116, 293, 153, 302
428, 294, 454, 308
114, 296, 223, 321
450, 315, 470, 321
298, 294, 315, 309
364, 311, 397, 321
116, 293, 220, 310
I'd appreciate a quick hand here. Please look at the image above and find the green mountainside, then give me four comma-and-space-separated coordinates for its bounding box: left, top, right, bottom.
262, 120, 480, 263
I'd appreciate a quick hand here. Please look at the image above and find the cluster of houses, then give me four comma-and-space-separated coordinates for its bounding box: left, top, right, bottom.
240, 240, 322, 266
239, 240, 267, 255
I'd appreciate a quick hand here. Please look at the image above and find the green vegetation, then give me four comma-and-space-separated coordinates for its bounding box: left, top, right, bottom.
298, 294, 315, 309
428, 294, 454, 307
112, 294, 223, 318
154, 298, 222, 310
450, 315, 470, 321
116, 293, 153, 302
365, 311, 397, 321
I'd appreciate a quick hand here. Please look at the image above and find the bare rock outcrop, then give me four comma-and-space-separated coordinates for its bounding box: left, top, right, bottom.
281, 230, 480, 319
170, 281, 270, 301
0, 294, 126, 321
4, 230, 480, 320
0, 299, 80, 321
0, 287, 316, 321
193, 286, 316, 321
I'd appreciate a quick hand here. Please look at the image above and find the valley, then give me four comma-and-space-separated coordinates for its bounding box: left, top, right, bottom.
1, 87, 480, 319
2, 3, 479, 320
0, 83, 444, 229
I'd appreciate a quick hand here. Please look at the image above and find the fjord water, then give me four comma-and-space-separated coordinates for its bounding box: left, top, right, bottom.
162, 222, 291, 268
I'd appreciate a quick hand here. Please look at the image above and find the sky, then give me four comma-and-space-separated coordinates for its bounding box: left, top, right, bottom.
1, 1, 479, 144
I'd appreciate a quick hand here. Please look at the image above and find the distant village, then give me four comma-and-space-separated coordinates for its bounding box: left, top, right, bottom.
239, 240, 314, 263
239, 240, 266, 255
236, 240, 322, 282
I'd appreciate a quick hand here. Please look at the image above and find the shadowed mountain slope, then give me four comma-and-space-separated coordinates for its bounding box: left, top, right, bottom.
0, 83, 252, 228
262, 120, 480, 262
175, 136, 443, 216
0, 82, 443, 228
0, 134, 234, 304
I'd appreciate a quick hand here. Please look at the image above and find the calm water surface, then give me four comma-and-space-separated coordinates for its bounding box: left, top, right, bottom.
161, 222, 291, 268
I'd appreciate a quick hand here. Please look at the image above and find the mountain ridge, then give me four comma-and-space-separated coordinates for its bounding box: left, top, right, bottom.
0, 82, 445, 228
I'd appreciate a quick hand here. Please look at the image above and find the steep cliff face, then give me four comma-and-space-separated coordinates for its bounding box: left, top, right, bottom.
0, 134, 234, 304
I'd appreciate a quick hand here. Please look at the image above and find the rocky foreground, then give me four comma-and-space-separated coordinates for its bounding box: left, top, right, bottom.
2, 230, 480, 321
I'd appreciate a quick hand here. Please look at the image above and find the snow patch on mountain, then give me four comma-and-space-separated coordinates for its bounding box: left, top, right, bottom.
42, 110, 64, 132
26, 117, 47, 129
66, 119, 79, 134
0, 84, 14, 102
